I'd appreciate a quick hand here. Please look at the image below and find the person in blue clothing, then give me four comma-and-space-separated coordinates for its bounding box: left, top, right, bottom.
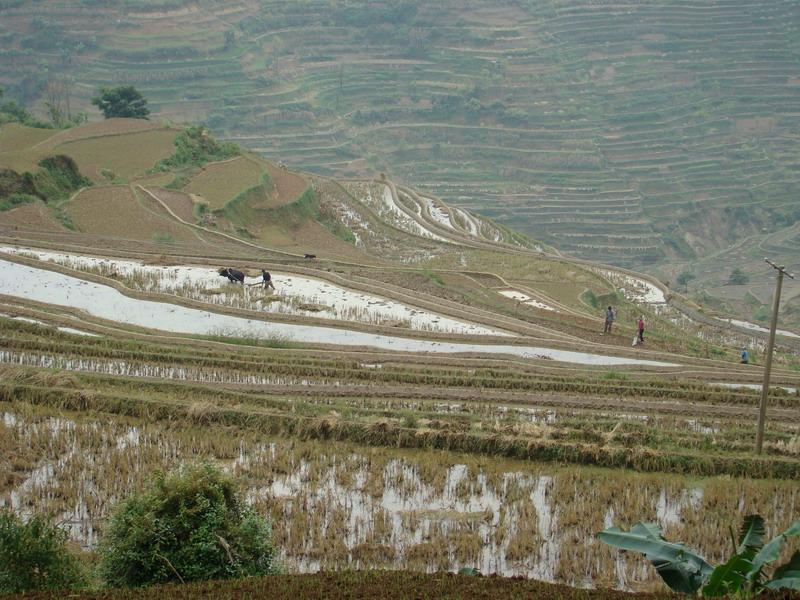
603, 306, 616, 334
740, 347, 749, 364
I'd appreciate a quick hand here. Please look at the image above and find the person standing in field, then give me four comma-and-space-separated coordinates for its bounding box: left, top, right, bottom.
637, 315, 645, 343
603, 306, 616, 334
740, 347, 749, 364
261, 269, 275, 290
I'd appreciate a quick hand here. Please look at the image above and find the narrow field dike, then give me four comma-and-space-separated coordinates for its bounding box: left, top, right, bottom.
0, 571, 690, 600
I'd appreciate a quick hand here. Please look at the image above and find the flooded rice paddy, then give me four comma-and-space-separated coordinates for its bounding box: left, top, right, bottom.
3, 408, 797, 591
498, 290, 557, 312
0, 246, 502, 336
597, 269, 666, 305
0, 258, 676, 367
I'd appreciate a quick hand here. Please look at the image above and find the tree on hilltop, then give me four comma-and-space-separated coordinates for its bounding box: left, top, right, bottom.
91, 85, 149, 119
676, 271, 695, 292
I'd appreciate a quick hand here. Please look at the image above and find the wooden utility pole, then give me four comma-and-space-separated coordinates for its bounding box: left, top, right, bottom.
755, 258, 795, 454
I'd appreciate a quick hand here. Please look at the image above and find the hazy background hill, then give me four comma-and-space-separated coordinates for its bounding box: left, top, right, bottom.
1, 0, 799, 318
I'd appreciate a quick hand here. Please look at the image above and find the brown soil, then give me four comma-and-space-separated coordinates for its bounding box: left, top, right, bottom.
264, 162, 307, 207
33, 118, 163, 152
288, 220, 372, 262
153, 188, 197, 223
0, 202, 63, 231
64, 186, 200, 244
1, 571, 691, 600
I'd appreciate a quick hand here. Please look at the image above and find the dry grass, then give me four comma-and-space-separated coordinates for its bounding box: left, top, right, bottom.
0, 122, 57, 153
64, 185, 200, 243
184, 156, 265, 210
263, 162, 307, 208
55, 129, 178, 182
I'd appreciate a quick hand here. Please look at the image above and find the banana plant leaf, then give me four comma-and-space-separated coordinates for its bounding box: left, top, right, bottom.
703, 554, 754, 597
599, 522, 713, 594
703, 516, 765, 596
737, 515, 765, 554
747, 519, 800, 582
765, 551, 800, 591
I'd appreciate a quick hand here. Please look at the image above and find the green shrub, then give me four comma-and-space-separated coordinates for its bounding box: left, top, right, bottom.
164, 171, 192, 190
0, 192, 37, 211
581, 289, 599, 309
0, 509, 87, 593
154, 126, 240, 171
99, 463, 279, 588
0, 156, 88, 209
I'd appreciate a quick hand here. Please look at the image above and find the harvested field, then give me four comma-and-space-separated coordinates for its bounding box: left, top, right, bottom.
64, 186, 200, 244
0, 123, 57, 154
150, 188, 197, 222
264, 162, 307, 207
184, 156, 265, 210
0, 202, 63, 232
1, 402, 797, 589
54, 129, 177, 182
31, 118, 163, 152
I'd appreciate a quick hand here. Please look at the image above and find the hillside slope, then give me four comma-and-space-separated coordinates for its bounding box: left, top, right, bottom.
1, 0, 798, 271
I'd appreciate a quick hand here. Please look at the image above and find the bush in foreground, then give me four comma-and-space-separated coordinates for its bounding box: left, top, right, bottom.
0, 509, 87, 593
99, 463, 278, 588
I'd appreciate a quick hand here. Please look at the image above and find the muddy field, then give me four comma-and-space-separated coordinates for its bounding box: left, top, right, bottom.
3, 406, 798, 592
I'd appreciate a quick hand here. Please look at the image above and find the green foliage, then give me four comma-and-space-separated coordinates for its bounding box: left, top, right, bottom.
164, 171, 193, 190
99, 463, 279, 588
0, 156, 89, 210
601, 370, 628, 381
218, 171, 274, 224
581, 289, 599, 309
727, 268, 750, 285
317, 196, 357, 244
0, 509, 87, 593
0, 192, 37, 211
51, 206, 76, 230
152, 232, 174, 244
0, 99, 52, 128
422, 269, 444, 287
35, 157, 90, 208
241, 186, 319, 232
91, 85, 150, 119
676, 271, 695, 292
34, 156, 91, 201
598, 522, 713, 594
204, 326, 294, 349
154, 126, 240, 171
600, 516, 800, 596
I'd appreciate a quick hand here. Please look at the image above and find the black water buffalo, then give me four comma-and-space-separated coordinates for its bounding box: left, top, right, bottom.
218, 267, 245, 284
303, 253, 316, 259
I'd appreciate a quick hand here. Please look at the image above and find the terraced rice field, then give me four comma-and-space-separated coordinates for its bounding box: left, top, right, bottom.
1, 230, 798, 591
0, 118, 798, 595
4, 1, 798, 270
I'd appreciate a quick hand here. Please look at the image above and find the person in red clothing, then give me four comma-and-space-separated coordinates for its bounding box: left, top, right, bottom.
637, 315, 645, 343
